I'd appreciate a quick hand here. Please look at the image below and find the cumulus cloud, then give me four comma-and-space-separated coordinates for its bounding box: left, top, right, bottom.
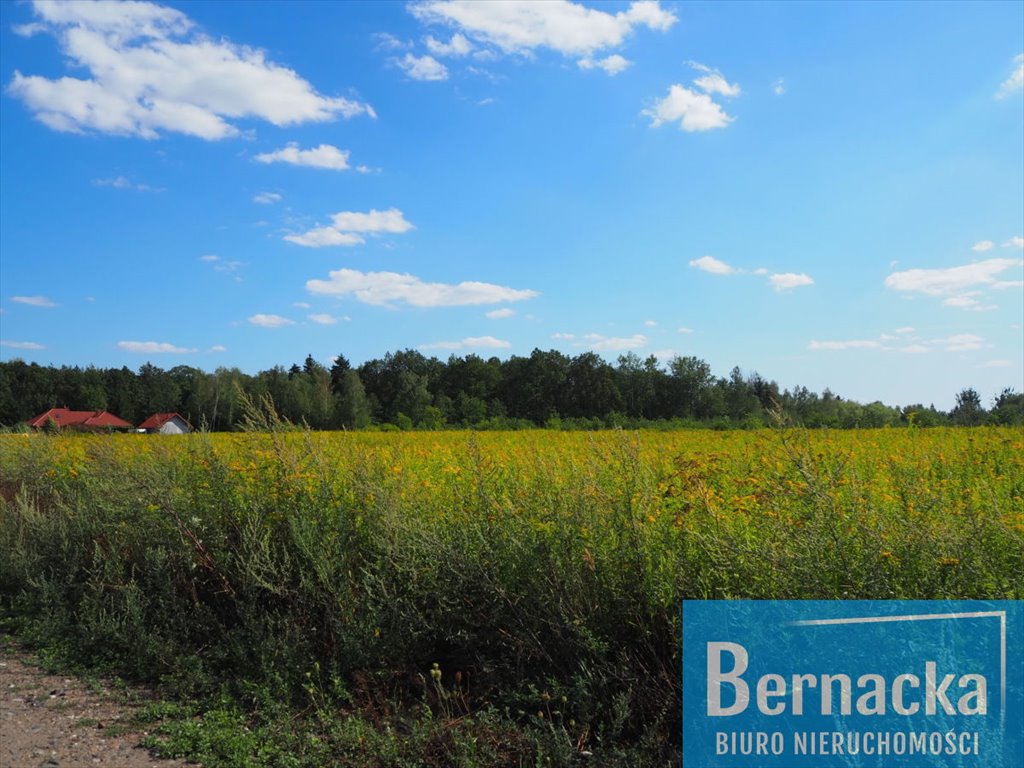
200, 254, 243, 274
769, 272, 814, 291
409, 0, 676, 57
425, 33, 473, 57
935, 333, 984, 352
551, 332, 576, 340
578, 54, 631, 75
306, 268, 539, 308
396, 53, 448, 81
942, 294, 996, 311
688, 61, 741, 97
1, 340, 46, 350
94, 175, 160, 191
307, 313, 338, 325
209, 344, 227, 352
689, 255, 735, 275
1005, 236, 1024, 249
808, 340, 881, 351
118, 340, 193, 353
981, 359, 1012, 368
972, 240, 995, 252
373, 32, 411, 52
677, 327, 693, 334
254, 143, 351, 170
995, 53, 1023, 99
7, 0, 374, 139
11, 295, 57, 307
420, 335, 511, 350
486, 308, 516, 319
248, 314, 294, 328
285, 208, 414, 248
588, 334, 647, 352
884, 258, 1024, 296
252, 191, 282, 204
643, 84, 733, 131
772, 78, 785, 95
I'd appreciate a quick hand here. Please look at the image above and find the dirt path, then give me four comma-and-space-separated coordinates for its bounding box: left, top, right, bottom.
1, 641, 194, 768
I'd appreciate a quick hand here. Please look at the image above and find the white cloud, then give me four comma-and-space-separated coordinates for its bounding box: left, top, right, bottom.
284, 227, 364, 248
688, 61, 740, 97
254, 143, 351, 170
643, 319, 657, 327
253, 191, 282, 204
373, 32, 411, 52
396, 53, 448, 81
942, 294, 996, 311
935, 333, 984, 352
894, 327, 915, 334
993, 280, 1024, 290
808, 340, 881, 351
677, 327, 693, 334
551, 332, 576, 340
308, 313, 337, 325
425, 33, 473, 57
995, 53, 1023, 99
306, 268, 539, 308
200, 254, 242, 273
769, 272, 814, 291
209, 344, 226, 352
772, 78, 785, 95
884, 258, 1024, 296
588, 334, 647, 351
578, 54, 631, 76
981, 359, 1012, 368
409, 0, 676, 57
331, 209, 414, 233
8, 0, 374, 139
972, 240, 995, 252
248, 314, 295, 328
285, 208, 414, 248
118, 340, 192, 353
643, 84, 733, 131
420, 335, 511, 350
94, 175, 159, 191
689, 255, 735, 275
1005, 236, 1024, 249
486, 308, 516, 319
11, 295, 57, 307
752, 267, 769, 275
1, 340, 46, 350
292, 301, 311, 309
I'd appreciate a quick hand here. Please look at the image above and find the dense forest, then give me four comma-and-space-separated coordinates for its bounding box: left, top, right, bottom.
1, 350, 1021, 430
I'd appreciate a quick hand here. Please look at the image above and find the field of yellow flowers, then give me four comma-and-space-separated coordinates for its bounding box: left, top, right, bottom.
1, 426, 1022, 766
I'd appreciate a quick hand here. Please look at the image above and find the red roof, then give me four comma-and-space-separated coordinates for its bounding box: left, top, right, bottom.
28, 408, 133, 430
138, 412, 191, 430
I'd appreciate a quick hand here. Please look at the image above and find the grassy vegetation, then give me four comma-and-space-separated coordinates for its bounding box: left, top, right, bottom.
1, 422, 1022, 766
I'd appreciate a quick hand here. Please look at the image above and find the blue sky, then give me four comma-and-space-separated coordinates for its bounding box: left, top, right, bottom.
1, 0, 1021, 410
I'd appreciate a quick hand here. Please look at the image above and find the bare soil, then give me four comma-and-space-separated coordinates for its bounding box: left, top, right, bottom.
0, 640, 194, 768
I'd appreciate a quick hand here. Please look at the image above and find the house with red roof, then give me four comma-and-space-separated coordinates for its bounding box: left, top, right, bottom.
28, 408, 133, 432
138, 413, 193, 435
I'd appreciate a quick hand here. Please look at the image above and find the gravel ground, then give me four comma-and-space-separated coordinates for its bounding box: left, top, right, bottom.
0, 641, 194, 768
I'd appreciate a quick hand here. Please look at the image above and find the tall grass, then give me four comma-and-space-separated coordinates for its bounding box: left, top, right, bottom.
1, 425, 1021, 765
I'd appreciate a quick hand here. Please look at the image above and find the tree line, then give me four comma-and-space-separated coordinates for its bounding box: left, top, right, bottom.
1, 351, 1021, 431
